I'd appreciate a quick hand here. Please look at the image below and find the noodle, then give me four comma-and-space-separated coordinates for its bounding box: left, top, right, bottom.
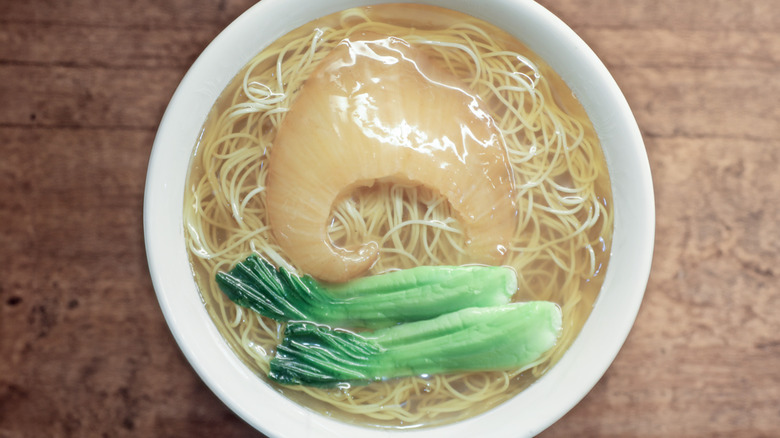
183, 4, 612, 428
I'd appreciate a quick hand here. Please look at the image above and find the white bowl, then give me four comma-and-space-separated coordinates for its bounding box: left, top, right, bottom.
144, 0, 654, 436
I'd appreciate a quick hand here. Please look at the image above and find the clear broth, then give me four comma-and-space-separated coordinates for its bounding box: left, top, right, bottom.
184, 3, 613, 429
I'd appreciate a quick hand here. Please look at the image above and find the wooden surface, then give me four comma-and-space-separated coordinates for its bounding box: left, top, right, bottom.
1, 1, 778, 436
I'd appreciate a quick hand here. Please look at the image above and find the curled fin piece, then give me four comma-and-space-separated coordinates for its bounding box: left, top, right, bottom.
266, 33, 516, 282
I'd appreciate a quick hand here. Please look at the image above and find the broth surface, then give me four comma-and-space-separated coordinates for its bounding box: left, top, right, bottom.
184, 4, 613, 428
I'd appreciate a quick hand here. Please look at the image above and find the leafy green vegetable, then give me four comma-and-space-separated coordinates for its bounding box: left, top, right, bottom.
269, 301, 562, 387
215, 255, 517, 328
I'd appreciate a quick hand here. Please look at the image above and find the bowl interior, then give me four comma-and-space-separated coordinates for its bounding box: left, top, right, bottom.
144, 1, 654, 437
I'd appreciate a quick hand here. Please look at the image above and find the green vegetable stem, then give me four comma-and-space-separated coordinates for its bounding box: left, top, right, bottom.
269, 301, 563, 387
215, 255, 517, 328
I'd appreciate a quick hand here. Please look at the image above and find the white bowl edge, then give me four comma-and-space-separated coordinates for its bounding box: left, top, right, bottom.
143, 0, 655, 437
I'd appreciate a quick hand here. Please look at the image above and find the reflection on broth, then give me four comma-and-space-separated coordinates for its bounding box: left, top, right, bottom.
184, 3, 613, 429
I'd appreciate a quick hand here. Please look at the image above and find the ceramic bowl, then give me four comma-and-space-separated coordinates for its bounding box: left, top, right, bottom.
144, 0, 654, 436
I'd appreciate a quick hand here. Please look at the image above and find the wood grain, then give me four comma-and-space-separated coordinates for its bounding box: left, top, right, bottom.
1, 1, 778, 437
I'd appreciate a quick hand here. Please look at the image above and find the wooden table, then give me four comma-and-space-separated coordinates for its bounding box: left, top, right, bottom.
2, 1, 778, 436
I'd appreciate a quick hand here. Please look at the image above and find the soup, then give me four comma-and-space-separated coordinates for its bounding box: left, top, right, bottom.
183, 4, 612, 428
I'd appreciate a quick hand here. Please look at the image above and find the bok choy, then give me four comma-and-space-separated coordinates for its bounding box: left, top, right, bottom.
215, 255, 516, 328
269, 301, 562, 387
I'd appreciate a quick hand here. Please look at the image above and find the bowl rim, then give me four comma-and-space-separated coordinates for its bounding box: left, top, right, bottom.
144, 0, 655, 436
